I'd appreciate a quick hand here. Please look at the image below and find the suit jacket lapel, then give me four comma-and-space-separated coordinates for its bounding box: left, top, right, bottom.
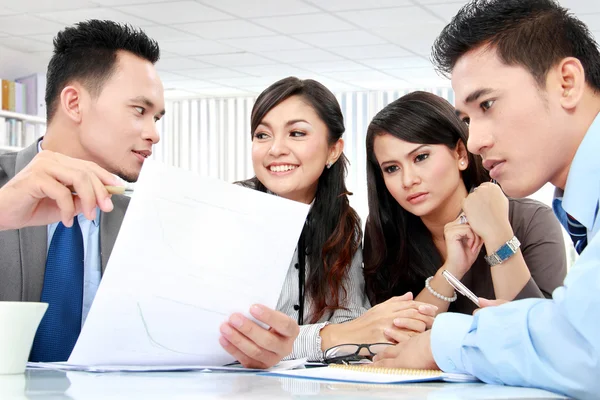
100, 194, 129, 274
15, 140, 47, 301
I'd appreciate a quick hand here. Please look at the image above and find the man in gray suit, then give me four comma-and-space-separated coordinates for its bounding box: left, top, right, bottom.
0, 20, 299, 368
0, 20, 165, 361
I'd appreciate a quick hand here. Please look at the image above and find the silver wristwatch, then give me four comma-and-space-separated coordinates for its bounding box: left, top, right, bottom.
485, 236, 521, 266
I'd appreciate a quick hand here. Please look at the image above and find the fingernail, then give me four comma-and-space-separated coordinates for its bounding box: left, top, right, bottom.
103, 197, 114, 211
230, 314, 243, 328
420, 304, 438, 312
250, 305, 263, 316
218, 336, 229, 347
90, 208, 97, 221
384, 328, 392, 335
220, 323, 233, 335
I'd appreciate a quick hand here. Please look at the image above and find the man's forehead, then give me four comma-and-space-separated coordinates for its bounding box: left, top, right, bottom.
114, 54, 156, 79
109, 53, 163, 93
451, 47, 502, 106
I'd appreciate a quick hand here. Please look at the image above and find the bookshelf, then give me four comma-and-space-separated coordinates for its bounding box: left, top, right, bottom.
0, 109, 45, 124
0, 109, 46, 153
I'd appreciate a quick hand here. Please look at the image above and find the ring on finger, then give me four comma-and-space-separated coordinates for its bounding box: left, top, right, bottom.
459, 214, 468, 225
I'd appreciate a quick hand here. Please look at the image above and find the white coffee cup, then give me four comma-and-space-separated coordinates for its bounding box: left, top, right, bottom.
0, 302, 48, 374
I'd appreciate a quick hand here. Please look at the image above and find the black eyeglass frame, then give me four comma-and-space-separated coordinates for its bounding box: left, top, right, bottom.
323, 342, 393, 364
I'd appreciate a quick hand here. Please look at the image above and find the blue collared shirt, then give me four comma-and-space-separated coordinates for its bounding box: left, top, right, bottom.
430, 114, 600, 399
38, 141, 102, 327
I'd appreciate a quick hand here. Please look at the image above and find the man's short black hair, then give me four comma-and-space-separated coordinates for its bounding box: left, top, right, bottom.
46, 19, 160, 122
432, 0, 600, 91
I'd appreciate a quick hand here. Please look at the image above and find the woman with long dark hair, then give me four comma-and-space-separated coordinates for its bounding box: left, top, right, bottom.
364, 91, 567, 318
221, 78, 435, 363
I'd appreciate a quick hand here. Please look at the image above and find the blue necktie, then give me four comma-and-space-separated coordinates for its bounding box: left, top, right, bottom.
566, 214, 588, 254
553, 198, 588, 255
30, 218, 84, 362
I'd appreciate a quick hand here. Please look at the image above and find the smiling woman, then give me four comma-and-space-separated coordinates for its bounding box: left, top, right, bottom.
250, 96, 336, 204
232, 77, 370, 362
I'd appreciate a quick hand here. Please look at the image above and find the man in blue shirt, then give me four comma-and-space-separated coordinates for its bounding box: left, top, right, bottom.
373, 0, 600, 398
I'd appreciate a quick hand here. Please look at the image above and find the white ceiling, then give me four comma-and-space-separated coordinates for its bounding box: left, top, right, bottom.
0, 0, 599, 98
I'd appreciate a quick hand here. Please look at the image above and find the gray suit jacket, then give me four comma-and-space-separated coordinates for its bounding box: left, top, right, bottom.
0, 141, 129, 301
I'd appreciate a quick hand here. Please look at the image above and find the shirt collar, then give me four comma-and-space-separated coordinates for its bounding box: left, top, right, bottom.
39, 139, 101, 227
88, 209, 101, 227
76, 209, 101, 227
559, 112, 600, 231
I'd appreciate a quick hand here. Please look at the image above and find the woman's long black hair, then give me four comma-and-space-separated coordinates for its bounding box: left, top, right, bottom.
238, 77, 362, 323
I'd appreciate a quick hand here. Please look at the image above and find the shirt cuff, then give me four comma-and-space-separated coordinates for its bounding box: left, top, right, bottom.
430, 312, 473, 374
284, 321, 329, 362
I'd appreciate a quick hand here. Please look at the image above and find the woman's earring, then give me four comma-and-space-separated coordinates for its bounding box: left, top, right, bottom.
563, 89, 570, 97
460, 161, 466, 166
326, 162, 333, 169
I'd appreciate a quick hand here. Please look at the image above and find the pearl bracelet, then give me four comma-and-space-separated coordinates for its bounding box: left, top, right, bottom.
425, 276, 457, 302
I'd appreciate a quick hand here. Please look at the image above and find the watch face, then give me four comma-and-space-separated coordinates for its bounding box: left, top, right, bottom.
496, 244, 514, 260
486, 236, 520, 266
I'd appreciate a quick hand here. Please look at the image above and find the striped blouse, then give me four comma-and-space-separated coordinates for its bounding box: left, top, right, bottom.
278, 245, 370, 362
234, 179, 370, 361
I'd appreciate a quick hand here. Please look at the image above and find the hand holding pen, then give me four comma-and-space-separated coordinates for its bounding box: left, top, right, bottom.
0, 150, 132, 231
442, 270, 511, 310
0, 150, 122, 230
442, 269, 480, 307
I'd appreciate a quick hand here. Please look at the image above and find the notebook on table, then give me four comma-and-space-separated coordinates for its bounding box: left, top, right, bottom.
261, 364, 478, 384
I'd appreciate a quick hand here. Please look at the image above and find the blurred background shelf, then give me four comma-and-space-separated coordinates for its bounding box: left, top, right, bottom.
0, 109, 45, 125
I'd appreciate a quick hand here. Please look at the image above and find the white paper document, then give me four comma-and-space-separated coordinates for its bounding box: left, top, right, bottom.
27, 358, 308, 373
67, 160, 309, 367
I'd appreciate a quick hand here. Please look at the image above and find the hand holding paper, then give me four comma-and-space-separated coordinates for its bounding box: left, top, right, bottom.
220, 305, 299, 369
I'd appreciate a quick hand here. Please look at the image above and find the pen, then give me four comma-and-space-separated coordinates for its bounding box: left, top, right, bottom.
70, 185, 134, 196
104, 185, 134, 195
442, 270, 480, 307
